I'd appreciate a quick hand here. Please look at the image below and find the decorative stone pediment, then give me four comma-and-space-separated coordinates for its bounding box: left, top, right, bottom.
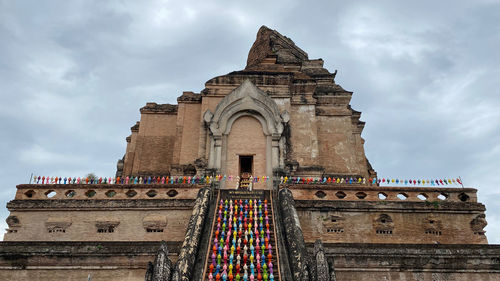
45, 217, 72, 232
203, 80, 289, 180
143, 214, 167, 229
374, 214, 394, 233
321, 214, 345, 234
6, 216, 20, 228
424, 216, 442, 231
95, 219, 120, 229
471, 214, 487, 235
204, 79, 287, 138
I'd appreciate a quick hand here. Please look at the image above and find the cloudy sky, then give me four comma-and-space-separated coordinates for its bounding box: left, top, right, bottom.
1, 0, 499, 242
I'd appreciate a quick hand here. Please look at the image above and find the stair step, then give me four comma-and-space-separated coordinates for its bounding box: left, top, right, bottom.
203, 189, 280, 281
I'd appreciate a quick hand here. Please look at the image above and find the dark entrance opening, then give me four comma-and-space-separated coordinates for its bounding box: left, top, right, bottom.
239, 155, 253, 175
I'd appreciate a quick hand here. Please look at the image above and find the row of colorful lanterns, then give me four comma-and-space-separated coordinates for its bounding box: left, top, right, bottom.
30, 175, 463, 186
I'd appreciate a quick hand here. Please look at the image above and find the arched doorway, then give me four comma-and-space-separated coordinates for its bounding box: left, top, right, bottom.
203, 80, 289, 189
226, 115, 266, 189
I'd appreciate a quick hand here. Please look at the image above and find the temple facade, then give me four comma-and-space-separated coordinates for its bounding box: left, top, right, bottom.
1, 26, 499, 281
117, 26, 375, 190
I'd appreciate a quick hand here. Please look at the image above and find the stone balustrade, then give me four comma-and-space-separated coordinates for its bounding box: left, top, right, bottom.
281, 184, 478, 203
14, 184, 207, 200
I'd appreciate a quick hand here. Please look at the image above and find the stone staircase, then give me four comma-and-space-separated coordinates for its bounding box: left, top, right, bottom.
145, 184, 336, 281
202, 189, 280, 281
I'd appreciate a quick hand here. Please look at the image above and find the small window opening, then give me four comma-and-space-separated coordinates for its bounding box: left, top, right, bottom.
417, 194, 428, 200
126, 190, 137, 197
397, 193, 408, 200
376, 230, 393, 235
458, 193, 469, 202
335, 191, 346, 199
146, 190, 158, 198
85, 190, 96, 198
326, 228, 344, 233
355, 192, 367, 199
105, 190, 116, 198
315, 191, 327, 199
167, 190, 178, 197
97, 226, 115, 233
437, 193, 448, 200
24, 190, 35, 198
45, 190, 57, 198
48, 228, 66, 233
146, 228, 164, 233
65, 190, 76, 198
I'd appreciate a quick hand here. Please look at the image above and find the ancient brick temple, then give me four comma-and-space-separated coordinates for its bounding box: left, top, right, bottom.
1, 26, 499, 281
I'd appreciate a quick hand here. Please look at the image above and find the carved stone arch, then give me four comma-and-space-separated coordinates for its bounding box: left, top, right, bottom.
209, 80, 284, 136
225, 111, 271, 136
204, 80, 288, 188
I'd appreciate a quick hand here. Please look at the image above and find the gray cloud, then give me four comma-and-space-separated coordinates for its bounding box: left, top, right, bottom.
1, 0, 499, 242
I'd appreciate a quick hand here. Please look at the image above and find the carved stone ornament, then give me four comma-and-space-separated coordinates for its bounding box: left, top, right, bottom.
143, 214, 167, 230
6, 215, 20, 227
470, 214, 487, 234
45, 217, 72, 232
374, 214, 394, 233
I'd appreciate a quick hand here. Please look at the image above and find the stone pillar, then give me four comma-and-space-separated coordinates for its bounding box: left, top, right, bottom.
279, 136, 286, 168
221, 134, 228, 189
279, 188, 310, 281
266, 135, 273, 189
172, 187, 211, 281
198, 122, 207, 159
208, 136, 215, 168
214, 136, 222, 170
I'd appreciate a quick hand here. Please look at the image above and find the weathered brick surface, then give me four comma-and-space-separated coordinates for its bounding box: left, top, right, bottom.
1, 242, 496, 281
318, 243, 500, 281
178, 103, 201, 165
317, 116, 367, 176
4, 208, 192, 242
119, 27, 373, 181
0, 241, 180, 281
5, 185, 203, 242
130, 113, 178, 176
287, 185, 488, 244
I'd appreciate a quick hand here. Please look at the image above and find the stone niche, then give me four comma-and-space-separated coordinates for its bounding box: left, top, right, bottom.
424, 215, 443, 236
143, 214, 167, 233
6, 215, 21, 234
95, 219, 120, 233
374, 214, 394, 235
471, 214, 487, 235
321, 213, 345, 235
45, 217, 72, 233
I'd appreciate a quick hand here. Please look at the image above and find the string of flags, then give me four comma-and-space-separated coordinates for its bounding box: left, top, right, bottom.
29, 175, 463, 187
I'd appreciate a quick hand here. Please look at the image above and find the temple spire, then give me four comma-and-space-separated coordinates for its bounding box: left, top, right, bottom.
246, 25, 308, 68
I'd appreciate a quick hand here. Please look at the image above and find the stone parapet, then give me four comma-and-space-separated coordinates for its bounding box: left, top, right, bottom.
281, 184, 477, 203
14, 184, 206, 200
